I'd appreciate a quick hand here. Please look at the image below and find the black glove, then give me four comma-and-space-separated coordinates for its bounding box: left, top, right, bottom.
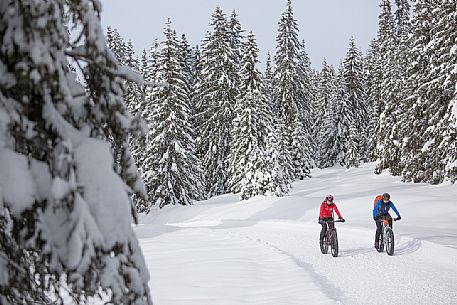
339, 217, 345, 223
318, 218, 323, 224
395, 216, 402, 221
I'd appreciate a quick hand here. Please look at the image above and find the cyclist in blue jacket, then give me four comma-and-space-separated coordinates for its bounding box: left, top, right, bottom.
373, 193, 401, 249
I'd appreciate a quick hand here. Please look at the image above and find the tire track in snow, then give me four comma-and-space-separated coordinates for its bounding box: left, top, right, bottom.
230, 220, 457, 305
229, 230, 347, 305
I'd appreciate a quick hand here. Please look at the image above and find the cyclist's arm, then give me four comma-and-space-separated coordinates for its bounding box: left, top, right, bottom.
373, 200, 380, 219
333, 204, 342, 218
319, 203, 324, 219
390, 201, 401, 218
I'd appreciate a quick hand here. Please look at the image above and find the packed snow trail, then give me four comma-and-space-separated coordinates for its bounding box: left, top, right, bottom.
137, 164, 457, 305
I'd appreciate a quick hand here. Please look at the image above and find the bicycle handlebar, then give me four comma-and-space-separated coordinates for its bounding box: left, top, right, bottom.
322, 219, 344, 223
378, 216, 401, 221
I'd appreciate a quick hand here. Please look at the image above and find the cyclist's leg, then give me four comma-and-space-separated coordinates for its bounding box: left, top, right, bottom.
320, 222, 327, 241
374, 220, 382, 247
387, 214, 393, 229
328, 221, 335, 232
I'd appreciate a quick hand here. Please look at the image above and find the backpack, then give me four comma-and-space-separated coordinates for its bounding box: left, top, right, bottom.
374, 195, 383, 207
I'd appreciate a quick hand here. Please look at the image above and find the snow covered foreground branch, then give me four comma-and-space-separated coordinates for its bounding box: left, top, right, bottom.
0, 0, 152, 304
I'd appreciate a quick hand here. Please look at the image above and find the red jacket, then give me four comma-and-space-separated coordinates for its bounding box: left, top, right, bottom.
319, 201, 342, 219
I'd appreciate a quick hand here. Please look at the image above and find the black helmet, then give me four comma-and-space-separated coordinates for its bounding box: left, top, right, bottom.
382, 193, 390, 200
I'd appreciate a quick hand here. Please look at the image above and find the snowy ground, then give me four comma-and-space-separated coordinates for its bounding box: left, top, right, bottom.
136, 163, 457, 305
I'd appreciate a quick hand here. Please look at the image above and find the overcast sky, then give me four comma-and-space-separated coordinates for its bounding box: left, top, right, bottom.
99, 0, 380, 70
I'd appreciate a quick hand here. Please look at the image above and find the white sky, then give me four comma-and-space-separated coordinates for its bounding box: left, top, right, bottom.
99, 0, 380, 70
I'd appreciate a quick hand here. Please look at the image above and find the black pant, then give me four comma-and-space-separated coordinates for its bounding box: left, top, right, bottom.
374, 215, 393, 244
320, 219, 334, 241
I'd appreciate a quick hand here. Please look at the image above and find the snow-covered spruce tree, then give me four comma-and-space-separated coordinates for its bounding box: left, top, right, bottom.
296, 40, 315, 170
384, 0, 412, 175
325, 64, 351, 167
364, 39, 383, 161
229, 10, 244, 88
297, 41, 313, 126
106, 30, 148, 181
414, 1, 457, 184
188, 44, 203, 135
145, 20, 204, 208
263, 52, 278, 121
227, 33, 276, 199
309, 68, 320, 127
0, 1, 152, 305
342, 37, 367, 165
274, 0, 302, 125
291, 117, 312, 179
124, 40, 145, 119
318, 90, 340, 168
345, 124, 361, 168
399, 0, 435, 182
133, 40, 163, 213
266, 117, 294, 195
435, 1, 457, 183
178, 34, 195, 111
374, 0, 403, 175
314, 60, 336, 167
195, 7, 237, 196
131, 45, 161, 213
274, 0, 312, 179
107, 26, 126, 65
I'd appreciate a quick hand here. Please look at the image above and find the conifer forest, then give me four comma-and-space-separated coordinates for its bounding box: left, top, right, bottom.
0, 0, 456, 305
107, 0, 456, 211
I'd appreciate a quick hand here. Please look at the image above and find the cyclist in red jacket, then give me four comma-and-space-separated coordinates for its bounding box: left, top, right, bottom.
318, 195, 345, 242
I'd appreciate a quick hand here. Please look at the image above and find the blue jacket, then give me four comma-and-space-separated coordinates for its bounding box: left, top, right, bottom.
373, 200, 401, 220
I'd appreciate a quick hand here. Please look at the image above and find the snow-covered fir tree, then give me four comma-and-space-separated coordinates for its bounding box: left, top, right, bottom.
401, 0, 457, 183
145, 20, 204, 208
263, 52, 278, 119
227, 33, 276, 199
195, 7, 237, 196
345, 124, 361, 168
342, 37, 367, 165
291, 117, 312, 179
266, 117, 295, 195
0, 1, 152, 304
314, 60, 337, 167
106, 26, 126, 65
373, 0, 403, 175
296, 40, 315, 169
318, 85, 342, 168
364, 39, 383, 161
229, 10, 244, 89
326, 64, 352, 167
274, 0, 302, 125
178, 34, 195, 111
398, 0, 434, 182
366, 0, 456, 185
297, 41, 314, 126
274, 0, 312, 179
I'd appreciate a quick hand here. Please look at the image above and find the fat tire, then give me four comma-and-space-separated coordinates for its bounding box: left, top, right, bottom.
386, 228, 394, 256
331, 230, 339, 257
320, 236, 328, 254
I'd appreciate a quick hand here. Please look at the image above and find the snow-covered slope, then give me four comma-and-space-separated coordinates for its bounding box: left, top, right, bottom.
137, 163, 457, 305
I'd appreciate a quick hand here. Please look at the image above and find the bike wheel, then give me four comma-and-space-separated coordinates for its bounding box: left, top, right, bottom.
331, 230, 339, 257
386, 228, 394, 256
320, 236, 328, 254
